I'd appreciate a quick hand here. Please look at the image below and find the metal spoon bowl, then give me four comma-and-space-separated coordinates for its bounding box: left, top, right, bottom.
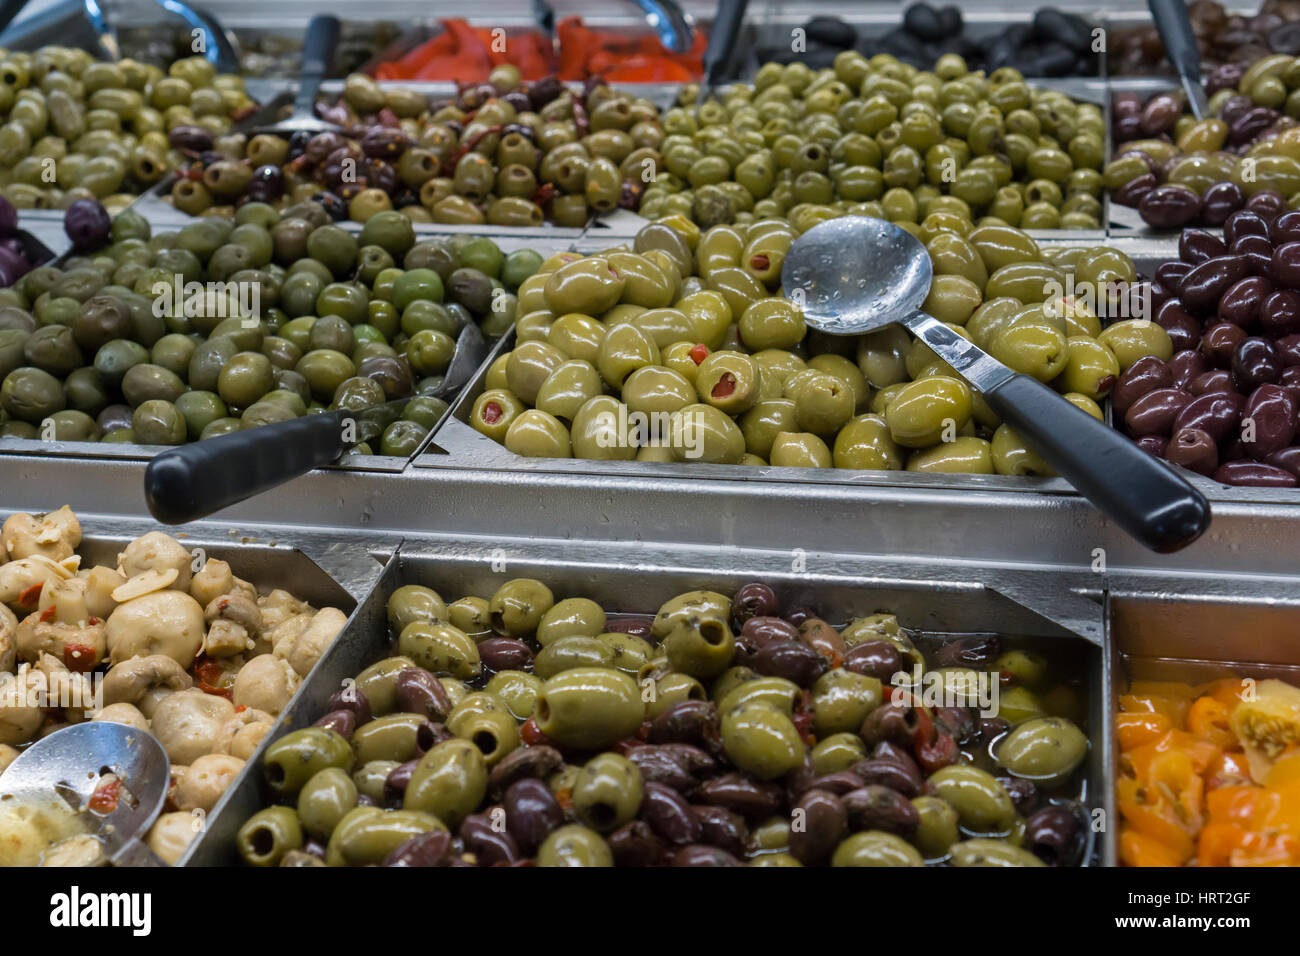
781, 216, 1212, 553
0, 722, 170, 866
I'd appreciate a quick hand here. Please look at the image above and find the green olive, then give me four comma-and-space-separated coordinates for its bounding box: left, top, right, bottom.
927, 764, 1016, 835
262, 728, 353, 797
949, 838, 1046, 867
402, 738, 487, 827
537, 824, 613, 867
720, 702, 804, 780
572, 753, 643, 832
397, 621, 481, 680
831, 831, 924, 866
297, 767, 359, 841
534, 667, 644, 749
995, 716, 1089, 786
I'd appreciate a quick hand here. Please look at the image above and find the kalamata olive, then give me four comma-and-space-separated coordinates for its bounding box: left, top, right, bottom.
1281, 364, 1300, 398
805, 770, 869, 796
1113, 355, 1175, 413
1169, 349, 1210, 388
693, 773, 783, 822
1180, 255, 1252, 314
1256, 292, 1300, 341
671, 844, 742, 866
366, 160, 400, 196
737, 615, 800, 661
842, 785, 920, 837
1154, 260, 1193, 286
1228, 106, 1279, 144
1139, 184, 1202, 229
169, 125, 215, 153
361, 126, 410, 160
251, 165, 284, 201
647, 700, 720, 749
604, 615, 652, 640
1271, 209, 1300, 246
1140, 93, 1183, 136
527, 75, 564, 110
1201, 322, 1249, 367
1231, 234, 1275, 276
488, 744, 562, 798
1246, 190, 1288, 223
1232, 336, 1281, 391
1278, 334, 1300, 366
1025, 805, 1084, 866
1124, 387, 1193, 436
732, 582, 778, 624
787, 788, 848, 864
641, 781, 703, 845
607, 820, 665, 867
382, 829, 451, 867
859, 701, 920, 747
1179, 229, 1227, 264
1201, 181, 1245, 226
64, 199, 111, 251
1113, 113, 1144, 142
933, 704, 978, 742
325, 686, 372, 725
1241, 383, 1297, 458
1207, 63, 1245, 96
1114, 173, 1157, 207
1189, 369, 1233, 395
1224, 209, 1270, 247
1218, 276, 1273, 328
843, 640, 903, 681
999, 776, 1040, 816
691, 804, 748, 857
1113, 92, 1142, 119
980, 716, 1010, 745
461, 810, 520, 866
1270, 241, 1300, 288
626, 745, 697, 792
304, 131, 347, 165
1172, 389, 1246, 442
1155, 299, 1203, 352
383, 758, 419, 805
935, 634, 1000, 667
853, 757, 923, 798
1135, 434, 1170, 456
1166, 426, 1219, 475
393, 667, 451, 721
798, 618, 847, 663
313, 709, 357, 739
477, 636, 534, 672
1214, 460, 1299, 486
97, 403, 133, 434
504, 778, 564, 855
357, 354, 415, 399
1265, 446, 1300, 478
784, 604, 817, 627
753, 639, 827, 686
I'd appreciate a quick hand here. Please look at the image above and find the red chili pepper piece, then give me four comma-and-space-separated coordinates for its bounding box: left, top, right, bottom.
88, 778, 121, 814
62, 643, 96, 672
520, 717, 550, 746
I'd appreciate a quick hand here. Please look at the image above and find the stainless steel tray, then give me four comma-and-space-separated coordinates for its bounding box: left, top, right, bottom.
1103, 586, 1300, 868
184, 538, 1107, 865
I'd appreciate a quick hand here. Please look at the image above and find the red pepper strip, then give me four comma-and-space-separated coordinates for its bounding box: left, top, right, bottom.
520, 717, 550, 746
440, 123, 505, 177
88, 778, 121, 814
39, 606, 56, 622
17, 582, 42, 608
913, 708, 959, 774
531, 182, 556, 207
62, 643, 97, 673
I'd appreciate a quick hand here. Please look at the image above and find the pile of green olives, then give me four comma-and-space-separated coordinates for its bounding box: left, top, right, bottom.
165, 72, 663, 227
235, 577, 1093, 867
0, 199, 543, 454
638, 54, 1106, 232
0, 47, 255, 212
467, 216, 1164, 476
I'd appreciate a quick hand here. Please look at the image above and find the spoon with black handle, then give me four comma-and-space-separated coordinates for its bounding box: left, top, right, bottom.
1149, 0, 1209, 120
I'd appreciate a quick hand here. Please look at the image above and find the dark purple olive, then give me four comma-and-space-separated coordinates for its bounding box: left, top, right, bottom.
1135, 434, 1170, 457
461, 810, 521, 866
1155, 260, 1193, 286
933, 705, 978, 742
1169, 349, 1210, 388
250, 164, 284, 201
671, 844, 742, 866
626, 745, 697, 792
1201, 181, 1245, 226
383, 758, 419, 805
0, 196, 16, 236
805, 770, 868, 796
1265, 445, 1300, 478
641, 781, 703, 845
1232, 336, 1281, 391
527, 75, 564, 110
692, 773, 783, 822
1139, 184, 1201, 229
477, 636, 534, 672
488, 744, 562, 798
1113, 355, 1174, 414
1218, 276, 1273, 328
732, 582, 778, 624
1246, 190, 1288, 223
1278, 334, 1300, 366
607, 820, 665, 867
1124, 387, 1193, 436
1201, 321, 1249, 367
1214, 460, 1299, 486
1155, 299, 1203, 352
1271, 241, 1300, 287
325, 686, 371, 725
1179, 229, 1227, 264
843, 640, 903, 681
1257, 291, 1300, 341
1225, 209, 1270, 247
1228, 106, 1279, 144
1231, 233, 1276, 276
935, 634, 1001, 668
842, 785, 920, 837
305, 131, 348, 164
647, 700, 720, 748
63, 199, 111, 251
394, 667, 452, 721
1271, 209, 1300, 245
691, 804, 748, 856
738, 615, 799, 655
504, 778, 563, 854
382, 829, 451, 867
168, 125, 215, 153
1025, 805, 1084, 866
1140, 93, 1183, 136
788, 789, 848, 864
859, 701, 920, 747
361, 126, 410, 160
1000, 777, 1041, 815
313, 709, 357, 739
784, 604, 817, 627
1166, 426, 1219, 475
1241, 383, 1297, 458
1188, 369, 1233, 395
1114, 173, 1157, 208
604, 615, 652, 639
753, 639, 827, 686
852, 755, 923, 798
1180, 255, 1252, 314
1172, 389, 1246, 443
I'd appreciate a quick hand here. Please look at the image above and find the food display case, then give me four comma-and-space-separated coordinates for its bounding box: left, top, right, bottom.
0, 0, 1298, 903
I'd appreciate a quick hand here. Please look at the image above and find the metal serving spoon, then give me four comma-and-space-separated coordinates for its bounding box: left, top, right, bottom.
782, 216, 1212, 553
0, 722, 171, 866
246, 14, 344, 137
1149, 0, 1209, 120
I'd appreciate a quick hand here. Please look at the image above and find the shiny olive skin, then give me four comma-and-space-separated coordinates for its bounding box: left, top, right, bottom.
928, 764, 1017, 835
262, 728, 353, 797
402, 738, 487, 827
237, 806, 304, 866
297, 767, 359, 840
537, 824, 614, 866
534, 667, 645, 749
831, 830, 924, 867
995, 716, 1089, 786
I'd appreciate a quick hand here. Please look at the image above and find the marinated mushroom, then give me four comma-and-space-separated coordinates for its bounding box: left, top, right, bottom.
213, 707, 274, 761
231, 654, 298, 715
145, 811, 199, 866
101, 655, 193, 707
14, 615, 106, 670
90, 702, 150, 733
202, 592, 263, 658
189, 558, 234, 607
117, 531, 194, 592
0, 743, 18, 772
259, 589, 314, 631
0, 667, 45, 745
149, 688, 235, 764
105, 590, 206, 667
0, 507, 81, 562
173, 753, 245, 814
0, 556, 76, 615
0, 604, 15, 673
275, 607, 347, 678
80, 566, 125, 620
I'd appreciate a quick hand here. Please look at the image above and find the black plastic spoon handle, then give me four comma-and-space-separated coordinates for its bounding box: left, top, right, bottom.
295, 14, 340, 116
144, 409, 357, 524
705, 0, 749, 85
1148, 0, 1208, 118
982, 373, 1211, 553
0, 0, 32, 34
